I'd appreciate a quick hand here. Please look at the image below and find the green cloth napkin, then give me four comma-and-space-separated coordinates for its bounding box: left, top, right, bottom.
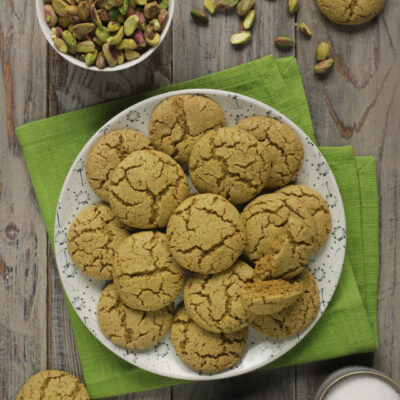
16, 55, 379, 399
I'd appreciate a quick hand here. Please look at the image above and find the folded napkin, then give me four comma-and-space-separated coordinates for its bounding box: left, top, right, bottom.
16, 55, 379, 399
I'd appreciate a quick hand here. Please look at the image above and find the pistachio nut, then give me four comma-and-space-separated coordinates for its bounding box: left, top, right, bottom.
102, 42, 118, 66
158, 9, 168, 31
50, 26, 63, 40
288, 0, 299, 14
44, 5, 58, 27
108, 7, 120, 20
117, 50, 124, 64
96, 51, 106, 68
93, 36, 104, 47
203, 0, 216, 14
144, 24, 156, 39
236, 0, 254, 17
144, 1, 160, 19
190, 9, 209, 24
65, 5, 78, 15
116, 38, 137, 49
314, 58, 334, 74
144, 32, 160, 46
52, 0, 70, 16
69, 15, 82, 24
124, 49, 140, 61
149, 18, 160, 31
133, 30, 146, 47
107, 20, 120, 31
136, 11, 146, 23
88, 0, 102, 25
316, 42, 330, 61
58, 15, 71, 28
119, 0, 129, 15
77, 1, 90, 21
159, 0, 169, 9
85, 49, 98, 65
98, 8, 109, 22
107, 26, 124, 44
274, 36, 294, 49
298, 22, 312, 37
129, 0, 136, 6
53, 37, 68, 53
71, 22, 95, 36
243, 9, 255, 30
215, 0, 238, 12
230, 31, 251, 45
124, 14, 139, 36
135, 0, 147, 5
76, 40, 96, 52
62, 29, 78, 52
95, 26, 110, 42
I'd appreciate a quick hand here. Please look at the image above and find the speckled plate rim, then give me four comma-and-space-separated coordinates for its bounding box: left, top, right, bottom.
54, 88, 346, 381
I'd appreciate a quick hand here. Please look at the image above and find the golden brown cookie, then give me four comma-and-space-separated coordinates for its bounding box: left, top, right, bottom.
67, 203, 130, 280
252, 269, 320, 339
316, 0, 386, 25
149, 95, 226, 167
240, 279, 305, 315
241, 192, 318, 263
237, 116, 304, 190
189, 126, 270, 204
86, 129, 151, 202
277, 185, 332, 253
97, 283, 173, 349
166, 194, 246, 274
113, 231, 185, 311
170, 306, 248, 374
183, 260, 254, 333
108, 149, 190, 229
16, 370, 89, 400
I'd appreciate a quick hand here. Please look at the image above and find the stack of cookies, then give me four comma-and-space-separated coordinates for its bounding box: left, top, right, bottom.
67, 94, 332, 374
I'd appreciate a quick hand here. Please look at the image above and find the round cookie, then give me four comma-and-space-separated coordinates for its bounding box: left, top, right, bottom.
67, 203, 130, 280
113, 231, 186, 311
252, 269, 320, 339
149, 95, 226, 167
86, 129, 151, 202
166, 194, 246, 274
277, 184, 332, 253
237, 116, 304, 190
189, 126, 270, 204
16, 370, 89, 400
97, 283, 173, 349
183, 260, 254, 333
316, 0, 386, 25
108, 149, 190, 229
171, 306, 248, 374
241, 192, 318, 263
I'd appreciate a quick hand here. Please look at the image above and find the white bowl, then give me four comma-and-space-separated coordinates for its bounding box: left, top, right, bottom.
36, 0, 174, 72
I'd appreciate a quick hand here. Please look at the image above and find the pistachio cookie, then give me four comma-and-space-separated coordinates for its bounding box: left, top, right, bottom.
67, 204, 130, 280
97, 283, 173, 349
189, 126, 270, 204
166, 194, 246, 274
16, 370, 89, 400
149, 95, 226, 167
241, 192, 318, 263
113, 231, 186, 311
171, 306, 248, 374
252, 269, 320, 339
237, 116, 304, 190
240, 279, 305, 316
278, 185, 332, 253
316, 0, 386, 25
108, 150, 190, 229
183, 260, 254, 333
86, 129, 151, 202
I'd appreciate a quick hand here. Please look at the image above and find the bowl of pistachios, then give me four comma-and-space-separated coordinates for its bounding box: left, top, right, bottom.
36, 0, 173, 71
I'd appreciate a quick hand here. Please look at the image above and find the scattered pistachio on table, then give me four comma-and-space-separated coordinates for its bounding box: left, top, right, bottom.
237, 0, 254, 17
243, 9, 256, 30
203, 0, 216, 14
230, 31, 251, 45
274, 36, 294, 49
298, 22, 312, 37
314, 58, 334, 74
316, 42, 330, 61
190, 9, 209, 24
288, 0, 299, 15
216, 0, 239, 12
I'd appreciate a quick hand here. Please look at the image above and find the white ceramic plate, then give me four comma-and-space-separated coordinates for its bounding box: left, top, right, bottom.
54, 89, 346, 380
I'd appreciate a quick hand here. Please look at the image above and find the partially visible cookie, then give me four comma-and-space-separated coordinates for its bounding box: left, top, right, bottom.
166, 194, 246, 274
97, 283, 173, 349
240, 279, 305, 315
113, 231, 186, 311
16, 370, 90, 400
171, 306, 248, 374
189, 126, 270, 204
86, 129, 151, 202
252, 269, 320, 339
108, 150, 190, 229
149, 95, 226, 167
237, 116, 303, 190
184, 260, 254, 333
67, 204, 130, 280
316, 0, 386, 25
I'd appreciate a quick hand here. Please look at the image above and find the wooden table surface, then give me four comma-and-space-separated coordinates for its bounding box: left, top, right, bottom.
1, 0, 399, 399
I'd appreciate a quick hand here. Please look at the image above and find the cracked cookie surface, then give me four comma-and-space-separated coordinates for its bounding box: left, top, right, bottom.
237, 116, 303, 190
67, 204, 130, 280
277, 185, 332, 253
113, 231, 186, 311
316, 0, 386, 25
16, 370, 89, 400
183, 260, 255, 333
97, 283, 173, 349
170, 306, 248, 374
189, 126, 270, 204
166, 194, 246, 274
109, 150, 189, 229
149, 95, 226, 168
252, 269, 320, 339
241, 192, 318, 263
86, 129, 151, 202
240, 279, 305, 316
